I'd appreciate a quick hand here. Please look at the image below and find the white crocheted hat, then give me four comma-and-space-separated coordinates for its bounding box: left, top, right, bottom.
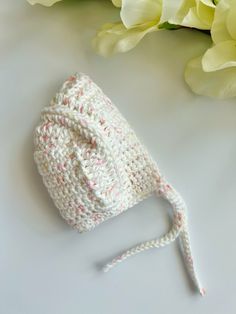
34, 73, 204, 295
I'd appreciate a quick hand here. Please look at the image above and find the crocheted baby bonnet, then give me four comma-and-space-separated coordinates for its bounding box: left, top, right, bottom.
34, 73, 204, 295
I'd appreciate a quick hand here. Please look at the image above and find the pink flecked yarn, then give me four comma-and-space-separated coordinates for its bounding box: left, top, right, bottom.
34, 73, 205, 295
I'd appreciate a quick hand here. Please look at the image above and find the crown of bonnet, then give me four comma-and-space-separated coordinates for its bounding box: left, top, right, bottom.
34, 73, 204, 295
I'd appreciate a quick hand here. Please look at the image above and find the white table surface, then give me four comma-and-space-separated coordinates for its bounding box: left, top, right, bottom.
1, 1, 236, 313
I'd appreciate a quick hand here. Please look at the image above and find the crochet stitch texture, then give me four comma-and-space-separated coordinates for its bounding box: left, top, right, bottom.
34, 73, 204, 295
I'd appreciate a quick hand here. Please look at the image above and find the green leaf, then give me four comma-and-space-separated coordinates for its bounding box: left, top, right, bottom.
158, 21, 181, 30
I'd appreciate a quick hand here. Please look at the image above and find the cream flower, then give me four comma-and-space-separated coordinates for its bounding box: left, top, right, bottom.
94, 0, 162, 56
27, 0, 62, 6
185, 0, 236, 98
170, 0, 216, 30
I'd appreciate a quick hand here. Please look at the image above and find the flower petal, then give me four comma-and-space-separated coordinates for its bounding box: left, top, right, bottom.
196, 0, 215, 27
211, 0, 231, 43
181, 6, 212, 29
169, 0, 195, 25
111, 0, 122, 8
27, 0, 62, 6
185, 55, 236, 98
202, 40, 236, 71
93, 22, 157, 56
169, 0, 214, 30
200, 0, 215, 8
120, 0, 162, 29
226, 3, 236, 40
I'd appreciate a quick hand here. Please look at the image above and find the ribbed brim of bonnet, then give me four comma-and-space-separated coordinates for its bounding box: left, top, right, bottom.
34, 73, 160, 232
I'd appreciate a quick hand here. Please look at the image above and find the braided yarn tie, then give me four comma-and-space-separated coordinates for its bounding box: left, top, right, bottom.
103, 179, 205, 296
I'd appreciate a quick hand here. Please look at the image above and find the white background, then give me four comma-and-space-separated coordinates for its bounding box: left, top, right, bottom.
1, 1, 236, 313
